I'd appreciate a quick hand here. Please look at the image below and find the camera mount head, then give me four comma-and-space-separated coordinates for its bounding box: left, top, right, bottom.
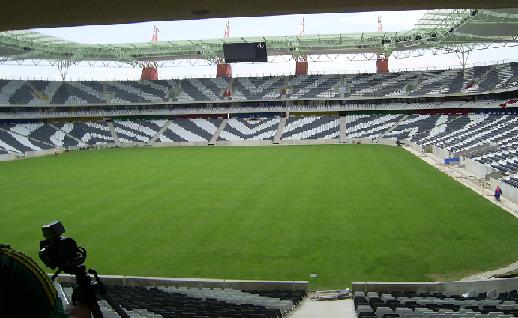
39, 221, 86, 273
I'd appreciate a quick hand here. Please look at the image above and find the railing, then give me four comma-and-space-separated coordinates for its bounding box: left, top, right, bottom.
0, 59, 517, 81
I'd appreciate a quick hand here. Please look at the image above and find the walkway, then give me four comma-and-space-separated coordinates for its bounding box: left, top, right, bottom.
288, 298, 355, 318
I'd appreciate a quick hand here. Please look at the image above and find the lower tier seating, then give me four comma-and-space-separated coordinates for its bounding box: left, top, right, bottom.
0, 123, 55, 153
60, 283, 305, 318
54, 121, 114, 145
2, 113, 518, 186
159, 119, 222, 143
281, 116, 339, 140
354, 289, 518, 318
218, 117, 280, 141
114, 119, 167, 143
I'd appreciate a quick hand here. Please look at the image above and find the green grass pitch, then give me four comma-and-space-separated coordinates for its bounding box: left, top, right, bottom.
1, 144, 518, 289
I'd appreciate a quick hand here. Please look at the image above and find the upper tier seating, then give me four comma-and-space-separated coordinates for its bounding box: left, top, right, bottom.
218, 117, 281, 141
1, 63, 517, 105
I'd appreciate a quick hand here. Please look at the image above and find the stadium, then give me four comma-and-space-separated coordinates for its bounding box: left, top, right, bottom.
1, 2, 518, 318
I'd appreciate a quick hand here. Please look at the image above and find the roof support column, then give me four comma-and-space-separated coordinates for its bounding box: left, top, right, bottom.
376, 53, 389, 74
56, 60, 73, 81
456, 49, 470, 69
216, 63, 232, 78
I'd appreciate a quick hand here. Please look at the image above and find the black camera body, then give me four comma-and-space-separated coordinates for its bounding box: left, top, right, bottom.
38, 220, 129, 318
39, 221, 86, 273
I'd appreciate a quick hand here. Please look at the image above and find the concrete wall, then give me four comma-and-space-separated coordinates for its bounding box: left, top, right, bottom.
341, 138, 397, 146
25, 147, 65, 158
376, 138, 397, 146
464, 157, 495, 179
408, 141, 424, 153
279, 139, 340, 145
55, 274, 308, 292
432, 146, 450, 160
353, 276, 518, 295
120, 142, 148, 148
0, 153, 18, 161
151, 142, 208, 147
215, 140, 273, 146
342, 138, 373, 144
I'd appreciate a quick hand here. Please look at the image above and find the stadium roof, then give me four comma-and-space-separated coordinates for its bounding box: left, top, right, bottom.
1, 0, 518, 32
0, 9, 517, 64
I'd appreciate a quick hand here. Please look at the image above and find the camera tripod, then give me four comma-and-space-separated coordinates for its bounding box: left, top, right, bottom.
53, 266, 129, 318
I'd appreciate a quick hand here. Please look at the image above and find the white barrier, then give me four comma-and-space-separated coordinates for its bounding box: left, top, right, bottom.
151, 142, 209, 147
432, 146, 450, 160
0, 153, 18, 161
342, 138, 374, 144
216, 140, 273, 146
377, 138, 398, 146
464, 157, 495, 179
25, 148, 65, 158
120, 142, 147, 148
278, 139, 340, 145
408, 141, 424, 153
55, 274, 308, 292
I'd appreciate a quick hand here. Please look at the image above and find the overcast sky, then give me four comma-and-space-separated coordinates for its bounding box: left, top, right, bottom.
0, 11, 517, 80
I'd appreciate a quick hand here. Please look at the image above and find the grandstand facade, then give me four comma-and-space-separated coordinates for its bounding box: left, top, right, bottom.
2, 60, 518, 205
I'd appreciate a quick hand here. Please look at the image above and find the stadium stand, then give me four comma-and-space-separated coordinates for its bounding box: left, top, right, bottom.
53, 121, 114, 145
218, 117, 281, 141
6, 122, 78, 148
1, 63, 517, 105
474, 148, 518, 174
383, 115, 448, 141
60, 283, 304, 318
158, 118, 222, 143
354, 289, 518, 318
405, 114, 517, 155
345, 114, 404, 139
113, 119, 166, 143
0, 123, 54, 153
281, 116, 339, 140
2, 62, 518, 206
503, 175, 518, 188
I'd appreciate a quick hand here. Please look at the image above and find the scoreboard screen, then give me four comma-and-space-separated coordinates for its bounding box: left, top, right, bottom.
223, 42, 267, 63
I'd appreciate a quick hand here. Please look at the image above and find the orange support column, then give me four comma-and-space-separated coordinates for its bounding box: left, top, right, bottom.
216, 64, 232, 78
376, 58, 389, 74
295, 61, 308, 76
141, 67, 158, 80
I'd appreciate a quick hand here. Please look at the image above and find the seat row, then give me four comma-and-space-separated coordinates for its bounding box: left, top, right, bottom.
1, 62, 517, 105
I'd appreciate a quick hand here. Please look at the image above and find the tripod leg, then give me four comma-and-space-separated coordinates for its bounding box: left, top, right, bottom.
102, 292, 130, 318
87, 300, 104, 318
